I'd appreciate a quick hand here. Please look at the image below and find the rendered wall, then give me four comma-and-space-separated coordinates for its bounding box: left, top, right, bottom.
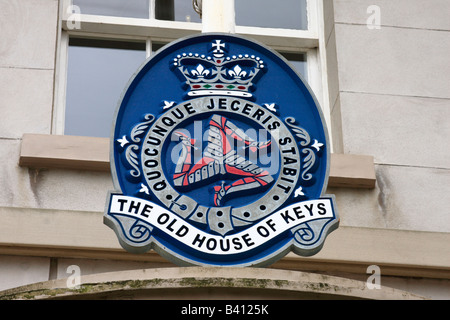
0, 0, 60, 291
330, 0, 450, 233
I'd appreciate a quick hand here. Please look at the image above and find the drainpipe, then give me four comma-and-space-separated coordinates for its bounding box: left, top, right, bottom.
194, 0, 236, 33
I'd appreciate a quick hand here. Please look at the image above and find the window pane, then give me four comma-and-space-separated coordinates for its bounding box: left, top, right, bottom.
156, 0, 201, 23
72, 0, 150, 19
281, 52, 308, 81
173, 0, 201, 23
163, 0, 306, 27
65, 39, 146, 138
236, 0, 307, 29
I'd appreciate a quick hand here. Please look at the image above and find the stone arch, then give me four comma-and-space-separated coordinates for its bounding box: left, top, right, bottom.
0, 267, 426, 300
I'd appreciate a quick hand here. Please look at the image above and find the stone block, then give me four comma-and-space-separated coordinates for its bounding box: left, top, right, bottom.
0, 0, 59, 69
335, 23, 450, 99
334, 0, 450, 31
0, 139, 40, 208
329, 164, 450, 233
0, 138, 113, 212
31, 168, 113, 212
340, 91, 450, 169
0, 255, 50, 291
0, 68, 54, 139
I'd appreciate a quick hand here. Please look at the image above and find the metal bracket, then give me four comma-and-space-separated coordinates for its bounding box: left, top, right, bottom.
193, 0, 202, 18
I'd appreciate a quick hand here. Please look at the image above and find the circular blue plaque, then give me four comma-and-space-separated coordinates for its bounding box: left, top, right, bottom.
104, 33, 338, 267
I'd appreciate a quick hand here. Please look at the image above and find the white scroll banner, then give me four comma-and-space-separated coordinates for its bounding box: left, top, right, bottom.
107, 194, 336, 256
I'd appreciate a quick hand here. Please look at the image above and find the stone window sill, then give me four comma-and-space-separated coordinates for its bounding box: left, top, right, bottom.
19, 134, 376, 189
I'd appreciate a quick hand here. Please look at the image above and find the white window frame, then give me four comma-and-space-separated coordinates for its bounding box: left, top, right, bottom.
53, 0, 333, 147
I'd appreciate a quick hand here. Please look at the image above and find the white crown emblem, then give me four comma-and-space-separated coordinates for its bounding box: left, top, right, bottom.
172, 40, 265, 98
